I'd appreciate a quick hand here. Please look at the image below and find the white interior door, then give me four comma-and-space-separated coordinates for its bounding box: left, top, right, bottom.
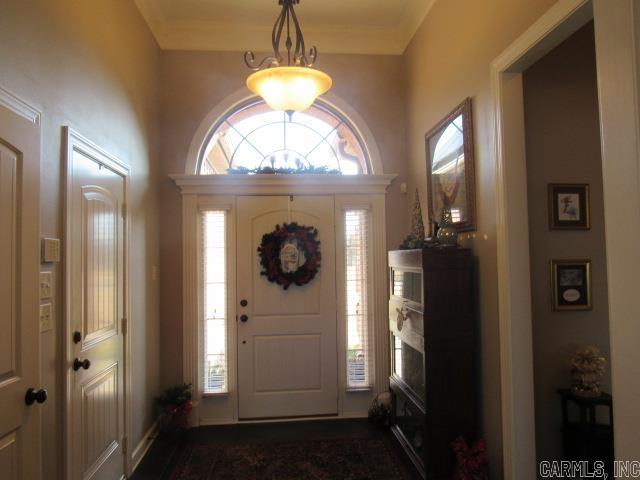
66, 131, 126, 480
237, 195, 338, 419
0, 89, 41, 479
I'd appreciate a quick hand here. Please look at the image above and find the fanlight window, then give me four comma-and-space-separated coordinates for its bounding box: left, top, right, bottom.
198, 100, 369, 175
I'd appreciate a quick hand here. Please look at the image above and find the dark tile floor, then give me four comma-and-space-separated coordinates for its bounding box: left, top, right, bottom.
131, 418, 420, 479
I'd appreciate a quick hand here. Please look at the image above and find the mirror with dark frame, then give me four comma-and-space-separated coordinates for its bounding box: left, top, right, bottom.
425, 97, 476, 232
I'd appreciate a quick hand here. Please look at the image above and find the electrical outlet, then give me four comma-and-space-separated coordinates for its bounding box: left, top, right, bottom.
40, 271, 53, 300
40, 303, 53, 333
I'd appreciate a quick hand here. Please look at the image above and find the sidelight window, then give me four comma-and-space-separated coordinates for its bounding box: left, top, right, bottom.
344, 209, 371, 388
202, 210, 228, 394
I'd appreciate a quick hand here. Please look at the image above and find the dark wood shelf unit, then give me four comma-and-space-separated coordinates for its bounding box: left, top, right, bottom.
388, 248, 477, 480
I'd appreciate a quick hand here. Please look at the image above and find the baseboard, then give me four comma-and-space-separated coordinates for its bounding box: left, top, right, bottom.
130, 421, 159, 474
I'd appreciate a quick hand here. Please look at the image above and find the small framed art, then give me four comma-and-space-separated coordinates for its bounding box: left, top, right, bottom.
551, 259, 592, 311
548, 183, 590, 230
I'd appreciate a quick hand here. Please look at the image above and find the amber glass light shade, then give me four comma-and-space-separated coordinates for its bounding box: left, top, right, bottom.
246, 66, 333, 113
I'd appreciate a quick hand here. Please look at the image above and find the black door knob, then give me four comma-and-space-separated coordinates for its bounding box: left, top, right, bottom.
25, 388, 48, 405
240, 315, 248, 323
73, 358, 91, 371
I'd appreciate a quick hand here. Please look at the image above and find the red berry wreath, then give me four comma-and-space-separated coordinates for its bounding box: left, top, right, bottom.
257, 222, 321, 290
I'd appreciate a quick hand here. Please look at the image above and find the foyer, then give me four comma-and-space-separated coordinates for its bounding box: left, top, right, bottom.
1, 1, 639, 479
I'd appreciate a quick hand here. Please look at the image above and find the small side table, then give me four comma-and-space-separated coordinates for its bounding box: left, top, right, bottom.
557, 389, 613, 474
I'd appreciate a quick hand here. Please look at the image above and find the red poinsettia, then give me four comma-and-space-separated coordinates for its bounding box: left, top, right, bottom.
451, 436, 489, 480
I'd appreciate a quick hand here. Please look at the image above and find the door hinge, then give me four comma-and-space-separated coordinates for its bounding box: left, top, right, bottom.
122, 436, 128, 455
121, 317, 128, 335
121, 203, 127, 218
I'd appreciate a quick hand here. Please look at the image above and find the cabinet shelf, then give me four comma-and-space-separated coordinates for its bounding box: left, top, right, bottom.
388, 248, 477, 480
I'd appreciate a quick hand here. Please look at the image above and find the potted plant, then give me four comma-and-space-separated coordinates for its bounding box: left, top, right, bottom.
367, 392, 392, 428
157, 383, 193, 433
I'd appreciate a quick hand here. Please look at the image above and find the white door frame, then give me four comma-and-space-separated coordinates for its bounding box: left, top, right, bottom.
63, 127, 133, 478
172, 174, 395, 425
492, 0, 640, 477
592, 0, 640, 460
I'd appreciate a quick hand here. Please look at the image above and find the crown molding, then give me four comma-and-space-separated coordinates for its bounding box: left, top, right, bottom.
135, 0, 435, 55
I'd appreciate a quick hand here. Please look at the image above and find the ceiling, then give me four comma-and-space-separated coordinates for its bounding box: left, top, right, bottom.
134, 0, 435, 55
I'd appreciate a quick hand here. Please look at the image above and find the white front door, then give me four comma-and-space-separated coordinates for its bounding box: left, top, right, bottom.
0, 89, 41, 479
66, 131, 126, 480
237, 195, 338, 419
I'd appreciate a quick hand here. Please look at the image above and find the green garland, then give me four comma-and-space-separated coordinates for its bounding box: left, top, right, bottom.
227, 165, 341, 175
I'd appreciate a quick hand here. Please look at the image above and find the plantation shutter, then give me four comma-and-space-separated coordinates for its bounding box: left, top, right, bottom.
345, 209, 372, 388
202, 210, 228, 393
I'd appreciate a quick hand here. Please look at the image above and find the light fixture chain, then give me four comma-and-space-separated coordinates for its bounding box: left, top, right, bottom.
290, 3, 303, 65
271, 1, 287, 65
285, 3, 292, 65
245, 0, 317, 71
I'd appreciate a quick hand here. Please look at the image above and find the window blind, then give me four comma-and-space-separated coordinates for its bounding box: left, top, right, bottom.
202, 211, 227, 394
345, 209, 371, 388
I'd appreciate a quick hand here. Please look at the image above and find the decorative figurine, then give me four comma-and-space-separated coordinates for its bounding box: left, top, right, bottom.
570, 345, 606, 397
436, 207, 459, 247
400, 190, 428, 249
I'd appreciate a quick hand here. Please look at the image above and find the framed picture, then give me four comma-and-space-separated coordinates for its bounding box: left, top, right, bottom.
548, 184, 590, 230
551, 259, 592, 311
425, 97, 476, 232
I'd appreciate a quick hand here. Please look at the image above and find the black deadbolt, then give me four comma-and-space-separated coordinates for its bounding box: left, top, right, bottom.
73, 358, 91, 371
73, 331, 82, 344
240, 299, 248, 307
25, 388, 48, 405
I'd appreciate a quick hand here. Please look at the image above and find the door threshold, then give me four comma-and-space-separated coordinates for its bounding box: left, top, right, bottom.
238, 413, 339, 423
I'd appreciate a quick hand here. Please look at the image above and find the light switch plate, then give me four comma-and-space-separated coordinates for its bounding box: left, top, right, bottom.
40, 303, 53, 333
41, 237, 61, 263
40, 271, 53, 300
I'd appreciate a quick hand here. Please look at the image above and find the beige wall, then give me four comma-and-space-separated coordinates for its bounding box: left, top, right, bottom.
0, 0, 161, 476
523, 22, 610, 464
403, 0, 560, 475
158, 51, 408, 387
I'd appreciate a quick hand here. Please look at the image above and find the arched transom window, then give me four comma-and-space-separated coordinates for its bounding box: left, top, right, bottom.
198, 100, 370, 175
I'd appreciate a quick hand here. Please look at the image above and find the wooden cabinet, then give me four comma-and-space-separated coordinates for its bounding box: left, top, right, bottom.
388, 248, 477, 479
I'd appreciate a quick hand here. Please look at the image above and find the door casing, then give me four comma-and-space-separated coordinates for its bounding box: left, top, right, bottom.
172, 174, 395, 426
63, 127, 132, 479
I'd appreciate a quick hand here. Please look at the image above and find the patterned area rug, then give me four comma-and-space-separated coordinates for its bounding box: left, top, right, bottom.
168, 437, 412, 480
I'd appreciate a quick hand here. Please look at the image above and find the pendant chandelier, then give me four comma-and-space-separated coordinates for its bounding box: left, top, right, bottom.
244, 0, 332, 113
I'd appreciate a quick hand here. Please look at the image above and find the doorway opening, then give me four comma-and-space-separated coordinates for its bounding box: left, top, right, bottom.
521, 20, 612, 471
493, 0, 640, 475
